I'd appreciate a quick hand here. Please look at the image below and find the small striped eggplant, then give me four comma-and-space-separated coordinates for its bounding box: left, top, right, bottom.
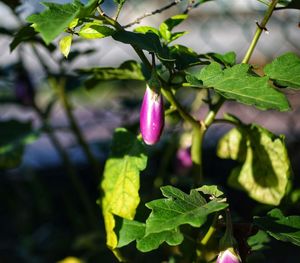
217, 248, 241, 263
140, 85, 164, 145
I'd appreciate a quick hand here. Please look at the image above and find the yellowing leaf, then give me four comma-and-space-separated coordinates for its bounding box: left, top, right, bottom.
68, 18, 79, 29
57, 257, 83, 263
101, 128, 147, 249
217, 124, 291, 205
59, 35, 72, 58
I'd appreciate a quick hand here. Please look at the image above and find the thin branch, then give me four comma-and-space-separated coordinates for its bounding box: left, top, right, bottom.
183, 0, 196, 14
123, 0, 183, 28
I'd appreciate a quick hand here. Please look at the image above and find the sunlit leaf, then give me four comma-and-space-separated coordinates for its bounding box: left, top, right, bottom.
188, 62, 290, 111
78, 23, 114, 39
144, 185, 228, 234
59, 35, 73, 58
159, 14, 188, 42
264, 52, 300, 89
101, 128, 147, 249
116, 185, 227, 252
217, 124, 291, 205
134, 26, 160, 36
26, 0, 100, 44
196, 185, 224, 198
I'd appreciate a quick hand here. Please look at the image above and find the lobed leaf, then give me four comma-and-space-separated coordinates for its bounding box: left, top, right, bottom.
144, 185, 228, 234
101, 128, 147, 249
26, 0, 100, 44
116, 185, 227, 252
254, 209, 300, 246
217, 124, 291, 205
264, 52, 300, 89
188, 62, 290, 111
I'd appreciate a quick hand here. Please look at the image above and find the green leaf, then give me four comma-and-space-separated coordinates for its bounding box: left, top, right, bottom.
254, 208, 300, 246
134, 26, 160, 36
264, 52, 300, 89
196, 185, 224, 198
78, 60, 145, 89
203, 51, 236, 67
277, 0, 300, 10
115, 185, 227, 252
78, 23, 115, 39
136, 228, 183, 252
169, 45, 200, 70
26, 0, 100, 44
217, 124, 292, 205
144, 185, 228, 234
59, 35, 72, 58
0, 120, 39, 169
160, 14, 188, 32
101, 128, 147, 249
116, 218, 145, 248
169, 31, 188, 43
9, 25, 37, 52
192, 62, 290, 111
159, 14, 188, 42
116, 218, 183, 252
247, 230, 271, 251
112, 30, 165, 56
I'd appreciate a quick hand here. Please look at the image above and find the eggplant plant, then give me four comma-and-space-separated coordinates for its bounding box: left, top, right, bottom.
3, 0, 300, 262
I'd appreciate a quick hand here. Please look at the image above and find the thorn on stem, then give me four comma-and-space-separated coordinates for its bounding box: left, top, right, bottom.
255, 21, 268, 33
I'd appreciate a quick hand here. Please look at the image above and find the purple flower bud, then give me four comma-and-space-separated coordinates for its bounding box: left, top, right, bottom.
176, 147, 193, 168
217, 249, 241, 263
140, 85, 164, 145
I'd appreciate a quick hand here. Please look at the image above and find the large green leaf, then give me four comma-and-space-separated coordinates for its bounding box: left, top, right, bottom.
116, 218, 146, 248
101, 128, 147, 249
112, 30, 168, 59
116, 218, 183, 252
188, 62, 290, 111
0, 120, 39, 169
217, 124, 291, 205
254, 208, 300, 246
136, 228, 183, 252
26, 0, 100, 44
264, 52, 300, 89
145, 185, 228, 234
116, 185, 227, 252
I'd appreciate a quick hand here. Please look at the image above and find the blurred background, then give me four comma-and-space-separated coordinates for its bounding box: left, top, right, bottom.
0, 0, 299, 262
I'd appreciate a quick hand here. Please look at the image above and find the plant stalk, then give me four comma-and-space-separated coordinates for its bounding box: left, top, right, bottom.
33, 104, 98, 229
54, 78, 101, 182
